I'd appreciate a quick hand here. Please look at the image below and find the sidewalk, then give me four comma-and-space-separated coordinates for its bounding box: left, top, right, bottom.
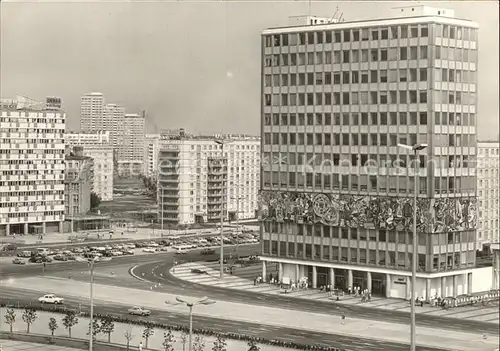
170, 261, 500, 325
0, 340, 81, 351
2, 276, 499, 351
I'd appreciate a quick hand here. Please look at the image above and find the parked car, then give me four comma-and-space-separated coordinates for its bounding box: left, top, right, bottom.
191, 268, 207, 274
29, 256, 53, 263
53, 254, 68, 261
201, 249, 215, 255
17, 251, 32, 258
12, 257, 27, 265
143, 247, 157, 253
110, 250, 123, 256
128, 307, 151, 316
122, 249, 135, 255
38, 294, 64, 304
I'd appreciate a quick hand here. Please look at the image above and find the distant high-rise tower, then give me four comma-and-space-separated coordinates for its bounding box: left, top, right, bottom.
103, 103, 126, 148
80, 92, 104, 131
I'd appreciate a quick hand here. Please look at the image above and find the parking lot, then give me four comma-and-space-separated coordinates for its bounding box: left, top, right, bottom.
7, 232, 260, 266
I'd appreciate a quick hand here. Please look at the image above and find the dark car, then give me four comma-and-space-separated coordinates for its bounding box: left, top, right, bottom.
29, 256, 53, 263
201, 248, 215, 255
191, 268, 207, 274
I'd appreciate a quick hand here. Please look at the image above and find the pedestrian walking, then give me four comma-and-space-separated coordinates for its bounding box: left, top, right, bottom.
341, 313, 346, 325
138, 341, 143, 351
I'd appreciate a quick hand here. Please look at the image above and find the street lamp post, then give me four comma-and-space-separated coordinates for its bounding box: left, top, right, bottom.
166, 297, 216, 351
88, 259, 95, 351
220, 208, 224, 279
398, 143, 427, 351
231, 195, 242, 260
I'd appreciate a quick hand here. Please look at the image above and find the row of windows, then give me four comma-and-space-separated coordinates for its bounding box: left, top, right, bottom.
262, 173, 476, 193
264, 131, 476, 148
263, 223, 475, 244
264, 153, 477, 170
263, 112, 476, 127
264, 45, 432, 67
265, 69, 477, 88
264, 90, 431, 106
265, 24, 478, 48
266, 24, 477, 47
264, 68, 431, 86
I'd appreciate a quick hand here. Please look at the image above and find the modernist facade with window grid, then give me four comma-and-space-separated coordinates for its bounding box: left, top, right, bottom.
476, 141, 499, 251
65, 131, 114, 201
0, 97, 66, 236
157, 131, 260, 226
259, 6, 487, 299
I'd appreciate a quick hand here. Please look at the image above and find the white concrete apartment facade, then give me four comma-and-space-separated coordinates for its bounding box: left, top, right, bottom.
143, 134, 160, 178
117, 113, 145, 177
477, 141, 499, 250
157, 135, 260, 226
0, 98, 66, 236
80, 92, 105, 131
260, 6, 488, 299
65, 131, 114, 201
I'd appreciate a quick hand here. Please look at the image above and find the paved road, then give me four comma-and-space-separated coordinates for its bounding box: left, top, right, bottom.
0, 287, 446, 351
132, 261, 500, 335
0, 244, 260, 278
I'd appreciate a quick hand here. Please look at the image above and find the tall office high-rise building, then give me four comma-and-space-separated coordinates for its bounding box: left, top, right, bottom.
0, 96, 66, 236
144, 134, 161, 178
260, 6, 483, 299
80, 92, 105, 131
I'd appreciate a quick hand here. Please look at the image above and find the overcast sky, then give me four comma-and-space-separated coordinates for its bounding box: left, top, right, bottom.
1, 1, 498, 139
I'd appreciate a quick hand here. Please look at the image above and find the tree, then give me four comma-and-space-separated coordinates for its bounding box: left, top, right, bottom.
62, 310, 79, 338
90, 192, 101, 209
48, 317, 58, 336
193, 335, 206, 351
124, 329, 134, 350
142, 323, 154, 348
4, 308, 16, 335
180, 331, 188, 351
162, 329, 176, 351
21, 308, 37, 333
247, 340, 261, 351
99, 315, 115, 343
212, 335, 228, 351
87, 317, 101, 342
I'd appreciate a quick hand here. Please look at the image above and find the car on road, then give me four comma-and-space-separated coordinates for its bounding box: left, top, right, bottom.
142, 247, 157, 253
38, 294, 64, 304
12, 257, 27, 265
122, 249, 135, 255
201, 248, 215, 255
191, 268, 207, 274
128, 307, 151, 316
29, 255, 53, 263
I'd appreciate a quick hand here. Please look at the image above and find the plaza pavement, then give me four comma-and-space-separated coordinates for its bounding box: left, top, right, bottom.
170, 261, 500, 325
1, 276, 499, 351
0, 340, 81, 351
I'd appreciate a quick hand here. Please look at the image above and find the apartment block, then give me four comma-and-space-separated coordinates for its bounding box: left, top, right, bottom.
117, 113, 145, 177
65, 131, 114, 201
260, 6, 486, 299
157, 130, 260, 226
477, 141, 499, 250
144, 134, 160, 178
64, 147, 94, 216
0, 96, 66, 236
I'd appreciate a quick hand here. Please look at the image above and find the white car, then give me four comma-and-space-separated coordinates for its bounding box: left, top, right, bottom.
148, 242, 159, 247
38, 294, 64, 304
142, 247, 157, 253
128, 306, 151, 316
